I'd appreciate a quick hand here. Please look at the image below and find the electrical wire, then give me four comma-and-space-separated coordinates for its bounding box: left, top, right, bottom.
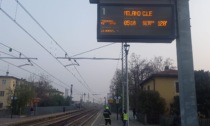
14, 0, 110, 97
0, 43, 84, 94
0, 42, 91, 99
70, 43, 118, 95
12, 1, 94, 94
71, 43, 115, 57
3, 58, 84, 98
0, 1, 112, 100
15, 0, 67, 54
0, 52, 67, 89
14, 0, 18, 20
0, 7, 89, 91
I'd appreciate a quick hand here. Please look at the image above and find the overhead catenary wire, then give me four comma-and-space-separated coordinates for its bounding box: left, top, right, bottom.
0, 1, 115, 100
13, 0, 95, 95
1, 59, 68, 89
0, 7, 90, 94
0, 57, 85, 94
15, 0, 67, 54
14, 0, 116, 97
0, 51, 67, 89
0, 43, 85, 94
14, 0, 18, 20
70, 43, 115, 57
60, 43, 117, 94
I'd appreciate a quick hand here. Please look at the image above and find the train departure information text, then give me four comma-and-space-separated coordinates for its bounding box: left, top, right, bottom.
97, 4, 175, 42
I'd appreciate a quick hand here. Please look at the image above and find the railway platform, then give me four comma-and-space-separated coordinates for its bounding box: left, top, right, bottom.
91, 110, 158, 126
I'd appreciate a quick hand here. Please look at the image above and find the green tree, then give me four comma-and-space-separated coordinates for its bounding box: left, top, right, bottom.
137, 90, 166, 115
48, 94, 65, 106
129, 53, 149, 109
170, 70, 210, 118
110, 69, 123, 99
32, 76, 54, 106
195, 70, 210, 118
129, 54, 174, 109
8, 82, 35, 115
170, 96, 180, 115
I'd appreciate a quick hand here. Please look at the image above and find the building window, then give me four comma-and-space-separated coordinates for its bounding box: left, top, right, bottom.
147, 85, 150, 91
2, 80, 6, 84
0, 103, 3, 108
13, 81, 16, 87
0, 91, 4, 96
175, 82, 179, 93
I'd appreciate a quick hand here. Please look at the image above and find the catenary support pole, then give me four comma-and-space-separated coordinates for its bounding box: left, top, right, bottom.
176, 0, 199, 125
124, 43, 130, 126
121, 42, 124, 113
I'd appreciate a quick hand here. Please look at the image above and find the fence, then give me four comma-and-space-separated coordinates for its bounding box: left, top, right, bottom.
27, 106, 77, 116
160, 116, 210, 126
0, 106, 78, 117
136, 113, 160, 125
0, 109, 10, 118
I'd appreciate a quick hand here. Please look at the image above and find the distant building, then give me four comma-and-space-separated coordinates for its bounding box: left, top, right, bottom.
65, 88, 69, 98
140, 69, 179, 114
46, 89, 64, 96
0, 76, 26, 109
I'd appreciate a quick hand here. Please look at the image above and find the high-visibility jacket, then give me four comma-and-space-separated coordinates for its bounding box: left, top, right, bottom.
123, 113, 128, 120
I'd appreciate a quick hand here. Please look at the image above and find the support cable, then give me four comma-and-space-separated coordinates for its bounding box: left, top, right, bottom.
70, 43, 115, 57
13, 0, 99, 95
15, 0, 67, 54
14, 0, 18, 21
0, 7, 90, 92
0, 51, 66, 88
1, 1, 108, 99
0, 43, 78, 91
15, 0, 116, 95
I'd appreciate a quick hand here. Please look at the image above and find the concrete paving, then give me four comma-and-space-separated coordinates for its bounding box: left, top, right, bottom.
91, 110, 158, 126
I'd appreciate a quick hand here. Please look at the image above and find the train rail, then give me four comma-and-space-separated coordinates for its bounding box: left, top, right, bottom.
7, 108, 99, 126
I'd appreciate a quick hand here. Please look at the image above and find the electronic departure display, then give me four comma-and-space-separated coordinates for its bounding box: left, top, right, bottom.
97, 4, 176, 43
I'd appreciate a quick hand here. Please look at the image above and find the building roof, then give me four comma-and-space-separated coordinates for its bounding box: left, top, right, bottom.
0, 76, 20, 80
140, 70, 178, 86
48, 89, 64, 94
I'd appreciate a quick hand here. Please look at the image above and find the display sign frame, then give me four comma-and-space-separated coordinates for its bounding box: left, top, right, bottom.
97, 3, 176, 43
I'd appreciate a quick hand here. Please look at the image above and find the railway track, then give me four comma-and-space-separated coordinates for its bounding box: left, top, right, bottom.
7, 109, 99, 126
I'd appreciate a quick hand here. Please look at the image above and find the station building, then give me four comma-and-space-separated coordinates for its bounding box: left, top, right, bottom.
0, 76, 25, 109
140, 69, 179, 114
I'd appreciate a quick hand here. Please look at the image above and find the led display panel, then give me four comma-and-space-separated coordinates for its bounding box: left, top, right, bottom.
97, 4, 176, 43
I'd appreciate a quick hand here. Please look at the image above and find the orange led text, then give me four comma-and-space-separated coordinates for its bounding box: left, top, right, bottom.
101, 20, 116, 25
101, 29, 115, 33
124, 20, 137, 26
142, 20, 155, 26
124, 10, 153, 17
158, 21, 168, 27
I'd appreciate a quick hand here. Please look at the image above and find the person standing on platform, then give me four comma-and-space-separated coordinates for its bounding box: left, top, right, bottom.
122, 109, 128, 126
103, 106, 111, 125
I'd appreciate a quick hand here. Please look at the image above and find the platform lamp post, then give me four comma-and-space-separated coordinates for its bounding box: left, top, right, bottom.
124, 43, 130, 126
114, 96, 121, 120
10, 95, 17, 118
104, 97, 106, 107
